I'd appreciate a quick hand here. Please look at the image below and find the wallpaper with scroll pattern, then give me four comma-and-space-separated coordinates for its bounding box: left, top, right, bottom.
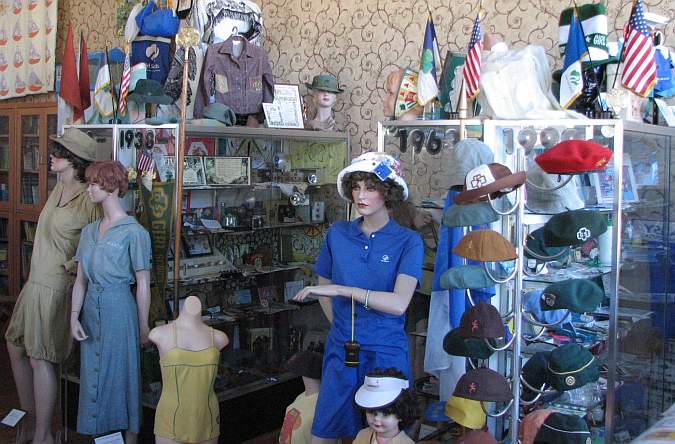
57, 0, 674, 152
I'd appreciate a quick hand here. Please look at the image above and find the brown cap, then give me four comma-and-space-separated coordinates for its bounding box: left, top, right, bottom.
453, 367, 513, 402
459, 429, 497, 444
457, 301, 504, 339
453, 230, 517, 262
453, 163, 526, 205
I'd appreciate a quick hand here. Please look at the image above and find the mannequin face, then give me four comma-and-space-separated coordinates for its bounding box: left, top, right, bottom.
313, 90, 337, 109
366, 411, 400, 439
87, 182, 116, 204
49, 153, 72, 173
351, 180, 386, 217
184, 296, 202, 315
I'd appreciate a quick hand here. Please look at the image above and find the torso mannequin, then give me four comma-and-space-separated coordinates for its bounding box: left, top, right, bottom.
151, 296, 229, 444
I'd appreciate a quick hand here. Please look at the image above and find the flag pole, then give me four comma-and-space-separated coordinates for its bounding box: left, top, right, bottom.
572, 2, 607, 112
105, 44, 118, 123
611, 0, 637, 90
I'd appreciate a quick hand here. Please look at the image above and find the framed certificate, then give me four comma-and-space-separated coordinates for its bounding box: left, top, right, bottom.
263, 84, 304, 129
204, 156, 251, 185
183, 156, 206, 186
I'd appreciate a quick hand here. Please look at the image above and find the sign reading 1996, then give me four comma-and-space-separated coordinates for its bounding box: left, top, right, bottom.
118, 129, 155, 151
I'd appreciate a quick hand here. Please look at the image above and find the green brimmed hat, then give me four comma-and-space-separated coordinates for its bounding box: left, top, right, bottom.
457, 301, 504, 339
443, 201, 499, 228
440, 265, 495, 290
50, 128, 100, 162
546, 344, 599, 392
203, 103, 237, 126
454, 230, 517, 262
443, 328, 496, 360
453, 367, 513, 403
127, 79, 173, 105
534, 412, 592, 444
543, 210, 608, 247
540, 279, 603, 314
305, 74, 344, 93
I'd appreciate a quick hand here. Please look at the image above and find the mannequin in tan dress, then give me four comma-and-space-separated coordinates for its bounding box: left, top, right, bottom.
150, 296, 228, 444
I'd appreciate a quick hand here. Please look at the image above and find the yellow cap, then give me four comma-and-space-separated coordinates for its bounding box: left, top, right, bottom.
444, 396, 486, 430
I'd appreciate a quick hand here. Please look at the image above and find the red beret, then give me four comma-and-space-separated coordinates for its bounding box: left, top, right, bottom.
535, 140, 613, 174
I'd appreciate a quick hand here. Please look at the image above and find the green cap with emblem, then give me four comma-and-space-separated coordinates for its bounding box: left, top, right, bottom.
525, 227, 570, 262
546, 344, 599, 392
305, 74, 344, 93
443, 328, 496, 360
440, 265, 495, 290
534, 412, 592, 444
540, 279, 603, 314
443, 201, 499, 228
543, 210, 608, 247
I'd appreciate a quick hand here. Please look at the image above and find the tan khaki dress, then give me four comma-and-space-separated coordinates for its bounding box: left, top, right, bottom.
5, 181, 101, 363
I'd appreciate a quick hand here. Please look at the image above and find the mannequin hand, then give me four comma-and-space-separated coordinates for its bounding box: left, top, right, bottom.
139, 325, 150, 347
70, 318, 88, 342
293, 284, 349, 302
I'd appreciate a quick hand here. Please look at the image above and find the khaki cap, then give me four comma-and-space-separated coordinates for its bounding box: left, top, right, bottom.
49, 128, 103, 162
453, 230, 517, 262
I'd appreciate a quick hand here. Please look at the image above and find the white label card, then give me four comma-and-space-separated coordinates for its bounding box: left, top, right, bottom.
94, 431, 125, 444
1, 409, 26, 427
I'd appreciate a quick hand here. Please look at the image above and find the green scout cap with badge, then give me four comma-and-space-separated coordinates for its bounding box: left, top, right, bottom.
443, 328, 495, 360
50, 128, 103, 162
127, 79, 173, 105
440, 265, 495, 290
547, 344, 599, 392
443, 201, 499, 228
305, 74, 344, 93
457, 301, 504, 339
534, 412, 592, 444
453, 367, 513, 402
525, 227, 570, 262
454, 230, 517, 262
522, 351, 551, 401
540, 279, 603, 314
444, 396, 486, 430
543, 209, 608, 247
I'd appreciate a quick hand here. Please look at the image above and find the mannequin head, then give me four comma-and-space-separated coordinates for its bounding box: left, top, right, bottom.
312, 89, 337, 110
183, 295, 202, 316
85, 160, 129, 202
49, 142, 92, 182
342, 172, 405, 211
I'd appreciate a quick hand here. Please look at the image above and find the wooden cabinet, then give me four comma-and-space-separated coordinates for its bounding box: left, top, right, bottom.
0, 102, 56, 300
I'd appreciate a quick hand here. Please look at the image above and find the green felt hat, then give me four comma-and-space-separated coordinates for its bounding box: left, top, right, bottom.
522, 351, 552, 401
543, 210, 608, 247
546, 344, 599, 392
127, 79, 173, 105
525, 227, 570, 262
440, 265, 495, 290
443, 328, 496, 360
305, 74, 344, 93
540, 279, 603, 314
203, 103, 237, 126
443, 201, 499, 228
534, 412, 592, 444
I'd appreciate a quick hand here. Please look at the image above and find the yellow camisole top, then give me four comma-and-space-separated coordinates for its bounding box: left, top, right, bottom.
154, 323, 220, 443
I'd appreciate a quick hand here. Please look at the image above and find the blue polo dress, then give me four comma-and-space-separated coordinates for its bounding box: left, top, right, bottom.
311, 217, 423, 438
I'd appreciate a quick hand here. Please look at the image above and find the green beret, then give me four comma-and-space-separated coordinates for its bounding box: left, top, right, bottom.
540, 279, 604, 314
546, 344, 599, 392
543, 210, 608, 247
522, 351, 551, 401
440, 265, 494, 290
525, 227, 570, 262
534, 412, 592, 444
443, 202, 499, 228
443, 328, 495, 360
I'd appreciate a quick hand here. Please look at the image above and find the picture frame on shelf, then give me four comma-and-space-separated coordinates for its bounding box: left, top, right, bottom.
157, 156, 176, 182
181, 233, 213, 257
204, 156, 251, 185
249, 327, 273, 351
263, 84, 304, 129
183, 156, 206, 186
592, 154, 639, 204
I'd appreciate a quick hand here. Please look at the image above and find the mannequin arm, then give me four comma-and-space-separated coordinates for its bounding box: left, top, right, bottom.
317, 276, 333, 324
135, 269, 151, 346
294, 274, 418, 316
70, 263, 88, 341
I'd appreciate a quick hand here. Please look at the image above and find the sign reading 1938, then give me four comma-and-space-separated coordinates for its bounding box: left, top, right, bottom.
119, 129, 155, 150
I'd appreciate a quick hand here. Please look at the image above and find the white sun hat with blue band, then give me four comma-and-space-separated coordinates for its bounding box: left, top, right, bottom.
336, 152, 408, 201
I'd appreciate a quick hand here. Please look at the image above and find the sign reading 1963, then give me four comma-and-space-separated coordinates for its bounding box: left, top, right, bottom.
119, 129, 155, 150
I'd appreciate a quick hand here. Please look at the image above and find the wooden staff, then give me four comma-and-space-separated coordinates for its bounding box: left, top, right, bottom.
173, 27, 199, 317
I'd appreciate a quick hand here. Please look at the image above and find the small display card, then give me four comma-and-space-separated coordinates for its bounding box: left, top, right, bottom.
1, 409, 26, 427
94, 431, 125, 444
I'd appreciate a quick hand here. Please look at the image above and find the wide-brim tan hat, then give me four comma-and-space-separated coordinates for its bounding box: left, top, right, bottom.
49, 128, 100, 161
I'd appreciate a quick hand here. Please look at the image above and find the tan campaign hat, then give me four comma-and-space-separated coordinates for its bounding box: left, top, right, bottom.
49, 128, 103, 162
453, 230, 517, 262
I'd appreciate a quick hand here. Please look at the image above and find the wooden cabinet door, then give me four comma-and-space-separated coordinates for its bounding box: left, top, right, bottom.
15, 111, 44, 212
0, 111, 11, 212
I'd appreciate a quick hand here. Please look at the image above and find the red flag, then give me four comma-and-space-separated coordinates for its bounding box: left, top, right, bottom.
79, 32, 90, 112
60, 24, 82, 121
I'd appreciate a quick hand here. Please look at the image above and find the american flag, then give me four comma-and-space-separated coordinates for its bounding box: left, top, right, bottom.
136, 149, 154, 175
118, 49, 131, 114
621, 0, 656, 97
463, 14, 482, 99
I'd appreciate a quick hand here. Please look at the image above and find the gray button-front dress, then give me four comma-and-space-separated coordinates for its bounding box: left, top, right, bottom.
74, 216, 151, 435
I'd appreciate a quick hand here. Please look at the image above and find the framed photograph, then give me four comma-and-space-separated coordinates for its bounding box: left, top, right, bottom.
204, 156, 251, 185
157, 156, 176, 182
592, 155, 639, 204
183, 156, 206, 186
249, 327, 273, 351
185, 137, 216, 155
263, 84, 304, 129
181, 233, 213, 257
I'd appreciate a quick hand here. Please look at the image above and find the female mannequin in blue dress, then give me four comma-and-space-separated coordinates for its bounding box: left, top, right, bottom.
70, 160, 151, 444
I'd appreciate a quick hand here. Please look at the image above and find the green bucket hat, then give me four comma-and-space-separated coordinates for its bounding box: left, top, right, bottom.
543, 210, 608, 247
443, 202, 499, 228
522, 351, 551, 401
305, 74, 344, 93
440, 265, 495, 290
534, 412, 592, 444
203, 103, 236, 126
453, 367, 513, 403
525, 227, 570, 262
540, 279, 603, 314
127, 79, 173, 105
546, 344, 599, 392
443, 328, 496, 360
458, 301, 504, 339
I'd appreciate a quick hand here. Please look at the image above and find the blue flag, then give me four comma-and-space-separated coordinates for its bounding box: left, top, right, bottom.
560, 7, 588, 109
418, 14, 440, 105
